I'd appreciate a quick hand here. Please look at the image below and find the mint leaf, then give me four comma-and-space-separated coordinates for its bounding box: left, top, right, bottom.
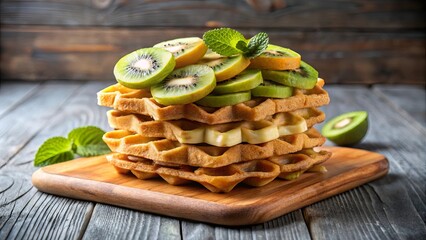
68, 126, 110, 157
245, 32, 269, 58
236, 40, 249, 52
34, 137, 74, 167
75, 144, 111, 157
203, 28, 246, 56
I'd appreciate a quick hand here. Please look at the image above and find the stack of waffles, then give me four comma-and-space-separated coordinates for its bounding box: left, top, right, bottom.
97, 79, 331, 192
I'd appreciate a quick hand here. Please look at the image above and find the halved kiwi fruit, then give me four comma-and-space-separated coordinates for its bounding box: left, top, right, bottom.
114, 48, 175, 89
151, 65, 216, 105
251, 80, 293, 98
213, 69, 262, 94
154, 37, 207, 68
249, 44, 301, 70
262, 61, 318, 90
196, 91, 251, 107
321, 111, 368, 146
198, 55, 250, 82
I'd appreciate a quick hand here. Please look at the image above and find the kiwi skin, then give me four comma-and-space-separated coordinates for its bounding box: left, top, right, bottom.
262, 61, 318, 90
249, 44, 301, 70
322, 111, 368, 146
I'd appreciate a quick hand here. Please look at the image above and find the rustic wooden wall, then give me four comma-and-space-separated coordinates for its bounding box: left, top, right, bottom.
1, 0, 425, 84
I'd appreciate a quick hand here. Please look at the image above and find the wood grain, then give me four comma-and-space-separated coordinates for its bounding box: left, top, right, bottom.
309, 85, 426, 239
82, 204, 181, 240
1, 0, 424, 29
0, 82, 40, 119
181, 212, 312, 240
32, 147, 388, 226
1, 26, 424, 84
374, 85, 426, 128
0, 82, 81, 169
0, 81, 110, 240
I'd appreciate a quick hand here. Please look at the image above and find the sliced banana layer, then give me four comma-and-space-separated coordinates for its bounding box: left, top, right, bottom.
107, 108, 325, 147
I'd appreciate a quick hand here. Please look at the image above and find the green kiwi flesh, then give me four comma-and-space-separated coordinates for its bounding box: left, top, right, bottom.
213, 69, 262, 94
151, 65, 216, 105
251, 80, 293, 98
262, 61, 318, 89
114, 48, 175, 89
198, 54, 248, 81
202, 49, 224, 60
153, 37, 203, 58
321, 111, 368, 146
262, 44, 301, 58
196, 91, 251, 108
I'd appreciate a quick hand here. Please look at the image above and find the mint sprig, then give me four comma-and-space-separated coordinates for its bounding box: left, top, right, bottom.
34, 126, 110, 167
203, 28, 269, 58
68, 126, 110, 157
34, 137, 74, 167
244, 32, 269, 58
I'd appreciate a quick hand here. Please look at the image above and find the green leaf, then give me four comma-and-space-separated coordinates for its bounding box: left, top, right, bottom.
236, 40, 249, 52
68, 126, 110, 157
203, 28, 246, 56
75, 144, 111, 157
34, 137, 74, 167
244, 32, 269, 58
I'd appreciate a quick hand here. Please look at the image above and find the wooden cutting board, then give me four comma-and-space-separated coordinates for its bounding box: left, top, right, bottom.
32, 147, 388, 226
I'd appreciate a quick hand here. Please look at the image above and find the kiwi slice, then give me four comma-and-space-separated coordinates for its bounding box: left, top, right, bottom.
213, 69, 262, 94
202, 49, 224, 60
198, 55, 250, 82
151, 65, 216, 105
154, 37, 207, 68
251, 80, 293, 98
321, 111, 368, 146
249, 44, 301, 70
196, 91, 251, 108
262, 61, 318, 90
114, 48, 175, 89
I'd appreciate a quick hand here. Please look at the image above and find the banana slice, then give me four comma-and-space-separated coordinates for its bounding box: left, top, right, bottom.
241, 121, 279, 144
108, 110, 316, 147
175, 128, 205, 144
273, 112, 308, 135
205, 125, 242, 147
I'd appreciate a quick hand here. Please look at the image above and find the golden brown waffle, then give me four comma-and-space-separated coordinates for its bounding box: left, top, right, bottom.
103, 128, 326, 168
107, 149, 331, 192
97, 82, 329, 124
107, 108, 325, 146
271, 149, 331, 179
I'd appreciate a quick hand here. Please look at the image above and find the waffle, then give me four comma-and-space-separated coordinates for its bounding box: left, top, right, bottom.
107, 149, 331, 192
107, 108, 325, 146
271, 149, 331, 179
97, 81, 329, 124
103, 128, 325, 168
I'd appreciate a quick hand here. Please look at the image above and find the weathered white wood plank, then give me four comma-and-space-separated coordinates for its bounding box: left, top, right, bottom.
373, 85, 426, 128
82, 204, 181, 240
307, 85, 426, 239
182, 211, 311, 240
0, 81, 111, 240
0, 170, 93, 240
0, 81, 40, 119
0, 81, 81, 168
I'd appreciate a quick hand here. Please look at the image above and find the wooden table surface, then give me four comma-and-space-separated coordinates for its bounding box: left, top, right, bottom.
0, 80, 425, 240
